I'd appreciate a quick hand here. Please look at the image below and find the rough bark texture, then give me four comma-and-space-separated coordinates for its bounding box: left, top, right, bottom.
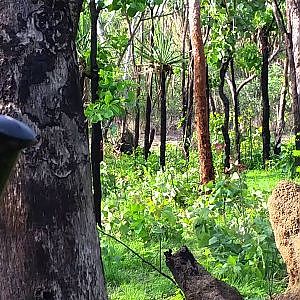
90, 0, 103, 225
0, 1, 107, 299
219, 59, 231, 170
165, 246, 243, 300
189, 0, 215, 184
260, 27, 271, 166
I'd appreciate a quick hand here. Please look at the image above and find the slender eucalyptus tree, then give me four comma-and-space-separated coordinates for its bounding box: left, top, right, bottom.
0, 1, 107, 299
189, 0, 215, 184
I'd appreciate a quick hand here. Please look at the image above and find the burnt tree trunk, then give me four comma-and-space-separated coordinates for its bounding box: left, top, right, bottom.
160, 66, 168, 169
260, 27, 271, 167
144, 6, 155, 160
183, 46, 194, 160
90, 0, 102, 225
144, 72, 153, 160
274, 55, 288, 155
165, 246, 243, 300
219, 58, 231, 170
134, 73, 141, 149
189, 0, 215, 184
0, 1, 107, 299
229, 59, 241, 163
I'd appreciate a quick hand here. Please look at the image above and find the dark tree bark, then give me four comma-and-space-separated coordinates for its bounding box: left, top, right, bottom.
181, 0, 189, 144
90, 0, 103, 225
144, 72, 153, 159
189, 0, 215, 184
183, 58, 194, 160
134, 73, 141, 149
0, 2, 107, 299
165, 246, 243, 300
160, 66, 168, 169
260, 27, 271, 167
274, 55, 288, 155
229, 59, 241, 163
219, 58, 231, 170
143, 6, 154, 160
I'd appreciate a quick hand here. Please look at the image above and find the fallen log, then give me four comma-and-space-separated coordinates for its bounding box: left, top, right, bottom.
165, 246, 243, 300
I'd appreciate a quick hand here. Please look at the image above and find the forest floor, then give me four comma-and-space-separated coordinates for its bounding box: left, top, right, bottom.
101, 167, 299, 300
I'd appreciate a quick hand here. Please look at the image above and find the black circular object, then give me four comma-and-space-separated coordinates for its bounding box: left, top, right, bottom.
0, 115, 37, 198
0, 115, 37, 150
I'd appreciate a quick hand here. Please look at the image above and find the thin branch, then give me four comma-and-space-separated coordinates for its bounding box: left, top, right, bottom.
203, 25, 211, 46
98, 228, 178, 286
142, 12, 174, 21
236, 73, 257, 95
117, 12, 145, 66
272, 0, 288, 34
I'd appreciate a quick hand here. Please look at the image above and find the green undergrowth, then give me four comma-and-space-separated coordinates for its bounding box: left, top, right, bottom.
101, 144, 299, 300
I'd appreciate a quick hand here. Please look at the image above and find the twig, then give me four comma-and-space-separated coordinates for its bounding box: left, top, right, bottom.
98, 228, 178, 286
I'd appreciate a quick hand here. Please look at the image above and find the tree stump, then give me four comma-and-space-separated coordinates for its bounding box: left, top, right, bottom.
165, 246, 243, 300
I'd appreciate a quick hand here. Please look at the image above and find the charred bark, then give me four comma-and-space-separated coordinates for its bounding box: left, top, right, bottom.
144, 72, 153, 160
260, 27, 271, 167
165, 246, 243, 300
274, 55, 288, 155
143, 6, 155, 160
0, 2, 107, 299
134, 74, 141, 149
189, 0, 215, 184
160, 66, 168, 169
219, 59, 231, 170
90, 0, 102, 225
229, 59, 241, 163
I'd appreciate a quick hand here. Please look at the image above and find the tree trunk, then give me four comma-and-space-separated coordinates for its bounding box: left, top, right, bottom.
189, 0, 215, 184
219, 59, 231, 170
90, 0, 103, 225
260, 27, 271, 167
144, 7, 155, 160
229, 59, 241, 163
134, 73, 141, 149
144, 72, 153, 159
0, 2, 107, 299
274, 55, 288, 155
287, 0, 300, 165
160, 66, 168, 169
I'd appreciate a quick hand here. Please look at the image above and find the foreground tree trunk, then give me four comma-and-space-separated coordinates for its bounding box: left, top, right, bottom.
189, 0, 215, 184
0, 2, 107, 299
90, 0, 103, 225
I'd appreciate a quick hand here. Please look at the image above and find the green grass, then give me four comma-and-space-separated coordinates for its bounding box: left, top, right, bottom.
101, 152, 299, 300
102, 238, 183, 300
246, 169, 300, 193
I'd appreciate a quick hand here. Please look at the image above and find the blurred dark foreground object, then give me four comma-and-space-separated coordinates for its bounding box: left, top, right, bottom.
165, 246, 244, 300
0, 115, 36, 198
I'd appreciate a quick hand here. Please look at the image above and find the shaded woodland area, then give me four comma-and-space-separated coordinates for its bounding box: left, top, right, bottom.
0, 0, 300, 299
